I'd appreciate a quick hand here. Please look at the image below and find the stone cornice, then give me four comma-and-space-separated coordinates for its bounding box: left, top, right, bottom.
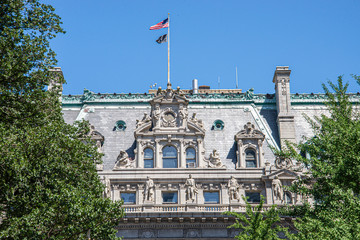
62, 89, 360, 106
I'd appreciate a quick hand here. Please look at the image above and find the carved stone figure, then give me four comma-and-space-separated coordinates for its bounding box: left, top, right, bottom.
101, 176, 111, 198
136, 113, 151, 128
207, 149, 226, 168
144, 176, 154, 202
185, 174, 198, 202
272, 176, 283, 202
190, 113, 204, 128
113, 150, 134, 169
178, 104, 188, 127
153, 104, 161, 127
275, 156, 293, 170
95, 140, 103, 153
228, 176, 241, 201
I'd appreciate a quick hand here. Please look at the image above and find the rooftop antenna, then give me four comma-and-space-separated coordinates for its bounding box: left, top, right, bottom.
218, 76, 220, 89
235, 66, 238, 89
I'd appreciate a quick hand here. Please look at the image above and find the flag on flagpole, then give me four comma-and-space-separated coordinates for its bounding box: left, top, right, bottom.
150, 18, 169, 30
156, 34, 167, 44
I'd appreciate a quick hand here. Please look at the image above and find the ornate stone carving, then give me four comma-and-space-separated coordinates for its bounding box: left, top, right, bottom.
189, 113, 204, 129
228, 176, 241, 201
161, 108, 177, 127
144, 176, 154, 202
206, 150, 226, 168
238, 122, 264, 139
113, 150, 134, 169
185, 174, 198, 202
100, 176, 111, 198
245, 88, 254, 100
152, 104, 161, 128
178, 104, 188, 127
136, 113, 151, 128
274, 156, 293, 170
272, 176, 283, 202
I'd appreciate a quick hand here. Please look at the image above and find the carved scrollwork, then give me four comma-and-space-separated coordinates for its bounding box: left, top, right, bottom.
161, 107, 177, 127
275, 156, 293, 170
113, 150, 135, 170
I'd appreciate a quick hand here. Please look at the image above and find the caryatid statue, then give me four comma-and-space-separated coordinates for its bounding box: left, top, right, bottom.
185, 174, 198, 202
272, 176, 283, 202
144, 176, 154, 202
228, 176, 241, 201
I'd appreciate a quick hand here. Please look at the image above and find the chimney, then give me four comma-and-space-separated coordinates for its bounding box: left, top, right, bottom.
192, 79, 198, 94
273, 66, 296, 148
48, 67, 64, 95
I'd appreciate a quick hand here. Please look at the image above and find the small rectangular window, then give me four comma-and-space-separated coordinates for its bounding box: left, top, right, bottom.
162, 192, 178, 203
204, 191, 220, 204
245, 192, 261, 203
121, 192, 136, 204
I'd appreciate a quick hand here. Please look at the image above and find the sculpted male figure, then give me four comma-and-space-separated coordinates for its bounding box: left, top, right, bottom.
144, 176, 154, 202
185, 174, 198, 202
228, 176, 240, 201
272, 176, 283, 202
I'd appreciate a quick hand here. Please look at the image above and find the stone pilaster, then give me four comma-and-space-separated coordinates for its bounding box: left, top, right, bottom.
273, 66, 296, 148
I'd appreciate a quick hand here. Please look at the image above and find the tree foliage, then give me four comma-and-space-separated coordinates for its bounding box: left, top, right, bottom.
0, 0, 124, 239
224, 196, 287, 240
281, 76, 360, 240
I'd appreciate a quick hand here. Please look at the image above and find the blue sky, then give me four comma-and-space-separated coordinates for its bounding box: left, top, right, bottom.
49, 0, 360, 95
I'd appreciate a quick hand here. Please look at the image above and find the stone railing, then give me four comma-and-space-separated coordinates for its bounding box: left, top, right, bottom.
123, 204, 275, 213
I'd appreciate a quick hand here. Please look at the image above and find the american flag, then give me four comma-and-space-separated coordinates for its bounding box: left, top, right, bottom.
149, 18, 169, 30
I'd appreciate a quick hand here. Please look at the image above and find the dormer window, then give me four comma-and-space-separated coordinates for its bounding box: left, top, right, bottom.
114, 120, 126, 131
234, 122, 265, 169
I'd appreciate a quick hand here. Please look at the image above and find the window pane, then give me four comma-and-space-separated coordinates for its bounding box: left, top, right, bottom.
144, 148, 153, 159
121, 193, 136, 204
245, 192, 261, 203
163, 146, 177, 157
245, 150, 256, 160
144, 159, 154, 168
285, 192, 292, 204
204, 192, 219, 203
163, 158, 177, 168
162, 192, 178, 203
186, 148, 196, 159
246, 160, 257, 168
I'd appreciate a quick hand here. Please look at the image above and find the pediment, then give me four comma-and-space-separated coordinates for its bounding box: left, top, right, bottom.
187, 121, 205, 135
235, 122, 265, 141
263, 169, 299, 180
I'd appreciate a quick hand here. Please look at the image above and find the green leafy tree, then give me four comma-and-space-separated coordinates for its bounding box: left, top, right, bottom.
280, 76, 360, 240
0, 0, 124, 239
224, 196, 288, 240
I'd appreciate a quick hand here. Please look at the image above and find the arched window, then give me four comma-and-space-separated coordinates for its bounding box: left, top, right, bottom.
186, 148, 196, 168
163, 146, 177, 168
144, 148, 154, 168
245, 149, 257, 168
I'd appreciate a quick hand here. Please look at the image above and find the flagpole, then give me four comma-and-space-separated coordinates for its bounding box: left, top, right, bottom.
167, 13, 170, 86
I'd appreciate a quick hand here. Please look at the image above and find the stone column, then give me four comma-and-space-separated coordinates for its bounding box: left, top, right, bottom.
258, 140, 264, 167
179, 184, 186, 204
179, 140, 186, 168
137, 140, 144, 168
273, 66, 296, 148
197, 138, 203, 168
155, 139, 161, 168
237, 141, 245, 168
137, 184, 144, 205
113, 185, 121, 201
220, 184, 229, 204
264, 181, 273, 204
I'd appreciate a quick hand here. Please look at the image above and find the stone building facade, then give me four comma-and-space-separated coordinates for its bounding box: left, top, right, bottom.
61, 66, 359, 239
